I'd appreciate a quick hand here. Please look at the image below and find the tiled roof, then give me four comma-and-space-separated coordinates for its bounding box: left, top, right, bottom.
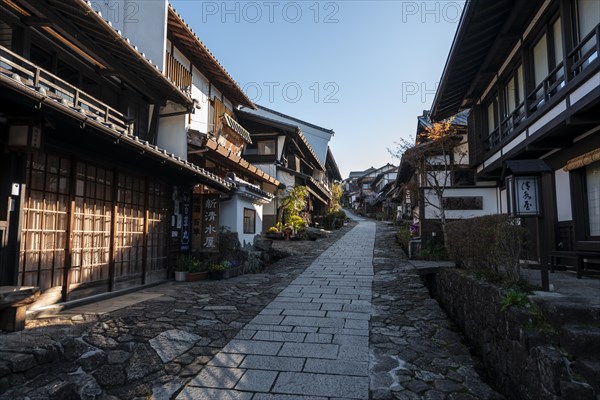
0, 70, 232, 191
236, 108, 326, 171
247, 104, 334, 135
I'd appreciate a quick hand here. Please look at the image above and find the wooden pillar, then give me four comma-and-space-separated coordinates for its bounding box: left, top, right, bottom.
108, 169, 118, 292
5, 152, 27, 286
61, 156, 77, 302
141, 177, 149, 285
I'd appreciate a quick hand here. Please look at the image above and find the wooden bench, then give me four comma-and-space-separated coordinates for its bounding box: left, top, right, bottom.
548, 251, 600, 279
0, 286, 40, 332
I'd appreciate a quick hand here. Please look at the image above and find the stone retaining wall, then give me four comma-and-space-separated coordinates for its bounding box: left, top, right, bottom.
428, 269, 596, 400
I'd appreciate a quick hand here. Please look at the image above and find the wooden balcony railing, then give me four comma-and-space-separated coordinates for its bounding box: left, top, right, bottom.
500, 102, 526, 138
0, 44, 131, 134
527, 62, 566, 114
568, 23, 600, 78
481, 24, 600, 154
165, 51, 192, 94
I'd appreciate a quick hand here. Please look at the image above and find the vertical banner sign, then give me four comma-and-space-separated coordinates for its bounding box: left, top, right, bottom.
201, 195, 219, 252
192, 194, 203, 251
515, 176, 540, 216
180, 190, 191, 252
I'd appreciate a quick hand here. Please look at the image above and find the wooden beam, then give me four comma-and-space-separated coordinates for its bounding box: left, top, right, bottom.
18, 0, 170, 104
21, 16, 51, 26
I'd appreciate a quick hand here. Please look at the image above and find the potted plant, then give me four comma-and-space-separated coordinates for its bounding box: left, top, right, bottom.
209, 262, 229, 280
224, 260, 242, 279
187, 260, 209, 281
174, 255, 192, 282
265, 226, 279, 239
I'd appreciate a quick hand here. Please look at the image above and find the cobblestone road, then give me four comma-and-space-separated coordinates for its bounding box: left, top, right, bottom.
0, 215, 502, 399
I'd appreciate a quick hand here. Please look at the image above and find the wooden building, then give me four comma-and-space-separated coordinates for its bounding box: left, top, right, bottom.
236, 105, 341, 230
391, 111, 499, 246
430, 0, 600, 267
354, 164, 396, 216
0, 0, 239, 305
160, 7, 280, 247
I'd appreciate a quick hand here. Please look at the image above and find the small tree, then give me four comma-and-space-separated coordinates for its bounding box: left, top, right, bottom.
278, 186, 309, 225
389, 118, 467, 247
328, 183, 343, 214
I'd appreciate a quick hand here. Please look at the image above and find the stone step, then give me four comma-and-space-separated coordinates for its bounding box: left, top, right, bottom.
531, 298, 600, 329
573, 358, 600, 394
560, 325, 600, 360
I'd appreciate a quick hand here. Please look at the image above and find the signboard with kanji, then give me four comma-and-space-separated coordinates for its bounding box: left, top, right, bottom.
200, 195, 220, 252
180, 190, 191, 252
514, 176, 540, 216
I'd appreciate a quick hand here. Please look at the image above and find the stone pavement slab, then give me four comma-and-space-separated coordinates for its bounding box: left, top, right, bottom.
272, 371, 369, 398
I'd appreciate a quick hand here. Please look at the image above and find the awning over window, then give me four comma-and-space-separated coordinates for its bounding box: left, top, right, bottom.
564, 148, 600, 171
223, 114, 252, 144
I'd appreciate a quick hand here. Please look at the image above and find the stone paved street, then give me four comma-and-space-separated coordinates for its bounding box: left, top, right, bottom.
177, 217, 376, 399
0, 214, 502, 399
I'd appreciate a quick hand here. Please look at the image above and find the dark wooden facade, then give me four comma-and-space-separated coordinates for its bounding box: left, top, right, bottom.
0, 0, 231, 305
431, 0, 600, 264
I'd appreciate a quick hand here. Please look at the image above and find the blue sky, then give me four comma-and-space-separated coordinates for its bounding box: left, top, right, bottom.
171, 0, 464, 178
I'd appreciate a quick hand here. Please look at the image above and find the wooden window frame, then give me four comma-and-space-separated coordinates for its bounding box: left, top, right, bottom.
257, 140, 276, 156
243, 208, 256, 234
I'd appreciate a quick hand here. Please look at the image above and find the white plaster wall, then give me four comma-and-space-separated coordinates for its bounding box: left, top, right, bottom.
277, 170, 296, 190
157, 114, 187, 160
220, 195, 263, 246
277, 136, 285, 160
190, 66, 210, 133
172, 46, 190, 69
263, 198, 276, 215
94, 0, 168, 71
555, 169, 572, 222
424, 187, 499, 219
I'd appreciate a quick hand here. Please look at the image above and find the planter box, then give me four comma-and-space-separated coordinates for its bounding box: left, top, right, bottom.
209, 270, 225, 280
265, 232, 284, 240
186, 271, 209, 282
223, 266, 242, 279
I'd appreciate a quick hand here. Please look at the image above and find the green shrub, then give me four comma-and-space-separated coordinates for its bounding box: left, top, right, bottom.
416, 244, 448, 261
288, 215, 306, 232
396, 227, 411, 252
209, 261, 230, 272
446, 215, 527, 280
323, 209, 346, 230
175, 255, 194, 272
189, 260, 208, 273
501, 288, 530, 311
334, 210, 346, 220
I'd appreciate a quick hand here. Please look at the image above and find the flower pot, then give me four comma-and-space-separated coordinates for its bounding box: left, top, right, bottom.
186, 271, 209, 282
174, 271, 188, 282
